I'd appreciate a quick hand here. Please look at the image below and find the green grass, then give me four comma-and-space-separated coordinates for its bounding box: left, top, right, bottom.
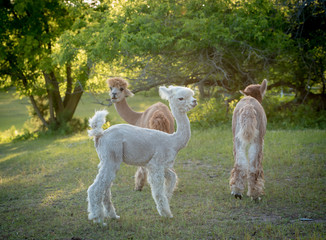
0, 91, 325, 239
0, 90, 164, 132
0, 129, 325, 239
0, 90, 30, 131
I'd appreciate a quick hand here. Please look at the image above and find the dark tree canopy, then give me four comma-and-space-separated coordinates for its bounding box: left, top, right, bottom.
0, 0, 90, 128
0, 0, 325, 132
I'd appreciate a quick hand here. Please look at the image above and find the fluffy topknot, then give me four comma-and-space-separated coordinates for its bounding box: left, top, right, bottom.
107, 77, 129, 89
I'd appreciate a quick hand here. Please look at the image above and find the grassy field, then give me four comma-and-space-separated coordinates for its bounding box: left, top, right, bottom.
0, 90, 161, 132
0, 91, 325, 239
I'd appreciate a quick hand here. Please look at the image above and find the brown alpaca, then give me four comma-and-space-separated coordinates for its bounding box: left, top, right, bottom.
107, 77, 175, 191
230, 79, 267, 200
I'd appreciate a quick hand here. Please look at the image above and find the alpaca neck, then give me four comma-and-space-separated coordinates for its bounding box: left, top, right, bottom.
114, 98, 142, 125
171, 108, 191, 151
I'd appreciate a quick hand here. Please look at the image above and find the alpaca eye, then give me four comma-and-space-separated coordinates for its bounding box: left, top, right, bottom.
120, 88, 124, 91
178, 97, 184, 101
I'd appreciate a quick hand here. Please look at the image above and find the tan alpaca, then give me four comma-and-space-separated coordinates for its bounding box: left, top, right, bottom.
107, 77, 175, 191
230, 79, 267, 200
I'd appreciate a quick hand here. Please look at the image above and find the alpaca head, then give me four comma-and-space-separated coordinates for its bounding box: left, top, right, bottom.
240, 79, 268, 103
107, 77, 134, 103
159, 86, 197, 114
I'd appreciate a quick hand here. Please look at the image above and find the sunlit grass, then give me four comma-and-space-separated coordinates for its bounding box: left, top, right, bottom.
0, 90, 163, 135
0, 128, 325, 239
0, 91, 29, 132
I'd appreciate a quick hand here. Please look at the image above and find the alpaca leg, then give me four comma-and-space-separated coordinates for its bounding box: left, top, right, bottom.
164, 168, 178, 201
230, 139, 248, 199
87, 161, 119, 224
102, 183, 120, 220
134, 167, 147, 191
147, 168, 173, 218
247, 142, 265, 200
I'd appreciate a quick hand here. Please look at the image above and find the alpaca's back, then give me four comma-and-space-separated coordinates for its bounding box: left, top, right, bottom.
232, 96, 266, 142
98, 124, 175, 166
136, 102, 175, 134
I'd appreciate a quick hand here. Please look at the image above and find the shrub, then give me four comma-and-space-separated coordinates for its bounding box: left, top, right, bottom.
47, 117, 89, 135
265, 96, 326, 129
189, 95, 326, 130
189, 96, 236, 128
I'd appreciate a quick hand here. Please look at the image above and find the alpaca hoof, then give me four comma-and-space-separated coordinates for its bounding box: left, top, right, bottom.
251, 196, 262, 202
159, 210, 173, 218
231, 191, 243, 199
92, 217, 105, 225
235, 194, 242, 199
134, 187, 143, 191
162, 213, 173, 218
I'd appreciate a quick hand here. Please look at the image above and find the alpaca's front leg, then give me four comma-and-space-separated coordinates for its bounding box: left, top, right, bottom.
230, 139, 248, 199
247, 142, 265, 200
134, 167, 147, 191
164, 168, 178, 201
147, 168, 173, 218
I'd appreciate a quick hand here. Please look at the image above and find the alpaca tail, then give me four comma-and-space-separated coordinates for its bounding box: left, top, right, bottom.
149, 110, 171, 133
237, 104, 258, 143
88, 110, 108, 138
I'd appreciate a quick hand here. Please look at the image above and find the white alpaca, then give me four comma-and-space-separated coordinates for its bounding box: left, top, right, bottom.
230, 79, 267, 201
107, 77, 175, 191
87, 86, 197, 224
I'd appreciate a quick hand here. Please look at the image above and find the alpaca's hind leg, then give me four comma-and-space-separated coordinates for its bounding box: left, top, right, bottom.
147, 167, 173, 218
230, 139, 248, 199
164, 168, 178, 201
87, 161, 119, 224
247, 141, 265, 200
102, 183, 120, 220
134, 167, 147, 191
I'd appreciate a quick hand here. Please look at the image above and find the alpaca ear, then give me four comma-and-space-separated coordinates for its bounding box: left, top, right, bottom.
125, 88, 134, 97
159, 86, 171, 100
239, 90, 246, 96
260, 79, 268, 97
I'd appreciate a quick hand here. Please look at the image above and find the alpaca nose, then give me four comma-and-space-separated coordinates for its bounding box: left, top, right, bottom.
112, 93, 117, 99
192, 99, 197, 106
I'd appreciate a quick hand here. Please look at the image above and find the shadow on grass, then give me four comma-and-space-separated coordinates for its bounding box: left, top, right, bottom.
0, 129, 325, 239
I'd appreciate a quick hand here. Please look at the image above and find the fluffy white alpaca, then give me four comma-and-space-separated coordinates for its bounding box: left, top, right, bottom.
230, 79, 267, 201
87, 86, 197, 224
107, 77, 175, 191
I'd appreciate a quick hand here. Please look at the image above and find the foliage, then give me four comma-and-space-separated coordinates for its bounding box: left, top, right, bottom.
77, 0, 325, 106
189, 96, 236, 128
89, 1, 289, 92
188, 93, 326, 130
265, 95, 326, 129
0, 0, 93, 130
1, 0, 325, 133
0, 117, 89, 143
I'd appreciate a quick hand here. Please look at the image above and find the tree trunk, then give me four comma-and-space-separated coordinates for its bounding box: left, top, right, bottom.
63, 63, 73, 107
61, 83, 83, 121
49, 71, 64, 113
29, 95, 48, 127
43, 72, 55, 123
44, 71, 65, 123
